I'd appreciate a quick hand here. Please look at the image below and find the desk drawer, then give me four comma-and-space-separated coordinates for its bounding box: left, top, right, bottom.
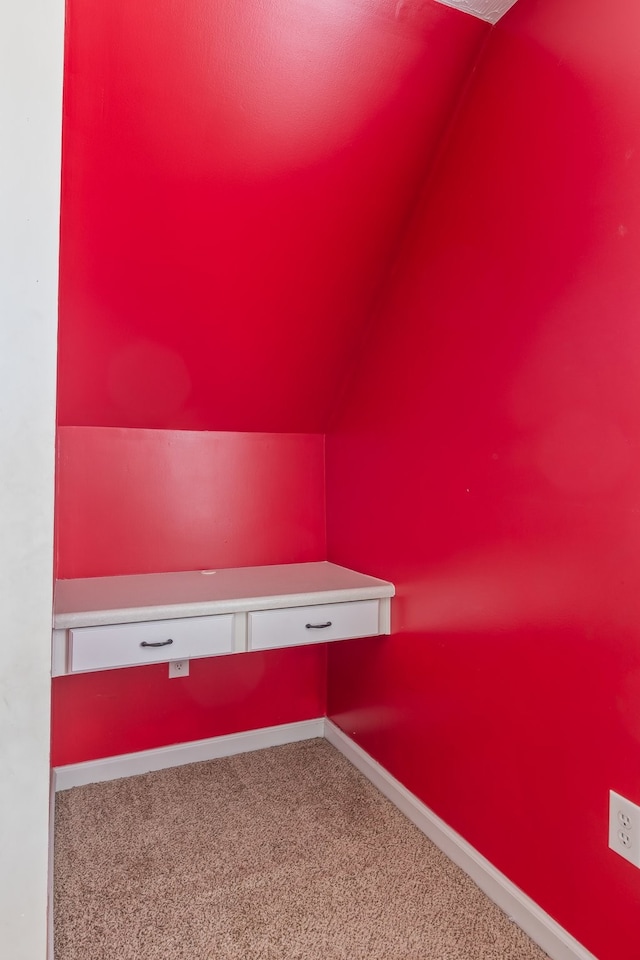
69, 614, 234, 672
248, 600, 380, 652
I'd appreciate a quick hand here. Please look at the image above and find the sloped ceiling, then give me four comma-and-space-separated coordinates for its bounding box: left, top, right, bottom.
434, 0, 519, 24
57, 0, 489, 432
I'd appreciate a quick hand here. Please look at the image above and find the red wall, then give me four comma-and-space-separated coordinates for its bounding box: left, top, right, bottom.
56, 428, 326, 578
52, 427, 326, 764
53, 2, 487, 763
57, 0, 487, 433
51, 646, 326, 767
326, 1, 640, 958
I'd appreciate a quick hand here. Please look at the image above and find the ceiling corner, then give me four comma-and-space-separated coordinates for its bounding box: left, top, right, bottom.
432, 0, 519, 25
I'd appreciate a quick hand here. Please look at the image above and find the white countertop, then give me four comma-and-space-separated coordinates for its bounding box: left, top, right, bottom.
53, 561, 395, 628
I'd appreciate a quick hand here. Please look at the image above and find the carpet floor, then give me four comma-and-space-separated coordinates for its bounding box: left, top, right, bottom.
54, 738, 550, 960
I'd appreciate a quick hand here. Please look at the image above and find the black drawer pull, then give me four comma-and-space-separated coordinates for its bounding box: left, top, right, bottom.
140, 638, 174, 648
305, 621, 332, 629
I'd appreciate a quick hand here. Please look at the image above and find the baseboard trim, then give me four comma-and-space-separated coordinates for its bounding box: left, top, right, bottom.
324, 720, 598, 960
53, 718, 325, 791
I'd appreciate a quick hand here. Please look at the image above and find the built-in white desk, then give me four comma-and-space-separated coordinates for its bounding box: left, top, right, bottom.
52, 562, 394, 676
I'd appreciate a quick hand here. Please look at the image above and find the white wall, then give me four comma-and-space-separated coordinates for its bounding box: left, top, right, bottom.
0, 2, 64, 957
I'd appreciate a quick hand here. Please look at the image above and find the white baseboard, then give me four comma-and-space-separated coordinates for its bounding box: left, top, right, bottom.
324, 720, 599, 960
53, 718, 325, 791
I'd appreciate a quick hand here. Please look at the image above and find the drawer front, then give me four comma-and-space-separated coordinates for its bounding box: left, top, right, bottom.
248, 600, 380, 652
69, 614, 234, 672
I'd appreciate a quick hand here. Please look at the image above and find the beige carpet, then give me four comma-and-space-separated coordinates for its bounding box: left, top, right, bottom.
54, 739, 549, 960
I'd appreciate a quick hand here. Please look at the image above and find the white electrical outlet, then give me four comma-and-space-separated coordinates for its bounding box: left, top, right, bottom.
168, 660, 190, 678
609, 790, 640, 867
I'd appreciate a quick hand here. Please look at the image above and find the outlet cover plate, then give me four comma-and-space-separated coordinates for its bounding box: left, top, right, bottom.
169, 660, 190, 679
609, 790, 640, 867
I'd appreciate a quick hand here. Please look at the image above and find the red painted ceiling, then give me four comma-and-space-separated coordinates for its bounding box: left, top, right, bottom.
57, 0, 488, 431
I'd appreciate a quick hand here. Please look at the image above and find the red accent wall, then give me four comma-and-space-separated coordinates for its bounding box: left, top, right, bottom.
326, 1, 640, 958
52, 427, 326, 763
51, 646, 326, 767
53, 3, 487, 764
57, 0, 487, 433
56, 427, 326, 578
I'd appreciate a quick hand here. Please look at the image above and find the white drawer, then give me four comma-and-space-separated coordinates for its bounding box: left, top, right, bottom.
69, 614, 234, 673
248, 599, 380, 652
